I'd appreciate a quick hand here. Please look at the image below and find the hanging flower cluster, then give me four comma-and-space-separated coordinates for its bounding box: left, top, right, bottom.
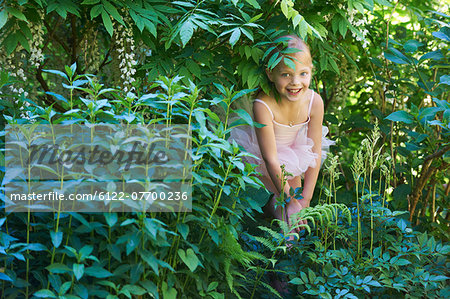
29, 12, 45, 67
113, 16, 137, 93
334, 3, 369, 48
82, 26, 101, 73
347, 8, 370, 48
0, 49, 32, 119
1, 49, 28, 97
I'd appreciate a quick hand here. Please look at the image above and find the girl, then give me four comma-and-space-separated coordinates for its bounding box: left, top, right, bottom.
231, 35, 334, 229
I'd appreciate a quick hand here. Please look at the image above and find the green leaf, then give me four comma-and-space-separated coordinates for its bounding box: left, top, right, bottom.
339, 18, 348, 38
354, 1, 364, 13
234, 109, 253, 126
56, 6, 68, 19
121, 218, 137, 226
267, 53, 281, 70
208, 228, 220, 245
162, 282, 177, 299
429, 275, 449, 282
4, 33, 19, 55
384, 52, 408, 64
293, 14, 302, 29
46, 92, 68, 104
177, 223, 189, 240
59, 281, 72, 295
79, 245, 94, 260
90, 4, 103, 19
46, 263, 72, 274
130, 9, 144, 31
140, 250, 159, 275
82, 0, 100, 4
229, 28, 241, 47
385, 111, 414, 124
101, 10, 113, 36
375, 0, 393, 6
0, 273, 13, 282
299, 19, 308, 39
24, 243, 48, 251
284, 57, 296, 71
403, 40, 423, 53
0, 10, 8, 30
143, 18, 157, 37
121, 285, 146, 295
308, 268, 316, 283
241, 27, 253, 42
16, 31, 29, 52
126, 234, 139, 255
439, 75, 450, 86
432, 31, 450, 42
104, 212, 118, 227
206, 281, 218, 292
6, 7, 27, 22
180, 19, 194, 47
245, 0, 261, 9
395, 259, 411, 266
328, 56, 339, 74
73, 263, 84, 280
178, 248, 199, 272
43, 69, 69, 80
289, 278, 303, 285
102, 0, 124, 25
34, 289, 56, 298
84, 266, 112, 278
50, 231, 63, 248
419, 50, 444, 62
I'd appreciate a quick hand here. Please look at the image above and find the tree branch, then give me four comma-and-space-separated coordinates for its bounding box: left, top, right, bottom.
70, 13, 77, 64
424, 145, 450, 162
44, 19, 70, 54
36, 66, 65, 112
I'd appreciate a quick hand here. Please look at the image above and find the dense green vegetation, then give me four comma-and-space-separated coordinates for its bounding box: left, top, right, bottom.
0, 0, 448, 298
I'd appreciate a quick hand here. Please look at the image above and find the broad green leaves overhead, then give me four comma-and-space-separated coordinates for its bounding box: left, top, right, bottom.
0, 0, 373, 94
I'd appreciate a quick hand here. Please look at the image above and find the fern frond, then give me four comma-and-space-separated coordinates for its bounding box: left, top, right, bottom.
231, 288, 243, 299
259, 280, 284, 299
244, 251, 268, 262
223, 258, 233, 291
273, 218, 289, 234
292, 214, 316, 228
303, 210, 324, 225
253, 236, 277, 251
291, 223, 311, 234
258, 225, 284, 243
337, 203, 352, 224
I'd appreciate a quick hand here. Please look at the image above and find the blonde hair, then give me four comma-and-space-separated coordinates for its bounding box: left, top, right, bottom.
265, 35, 312, 69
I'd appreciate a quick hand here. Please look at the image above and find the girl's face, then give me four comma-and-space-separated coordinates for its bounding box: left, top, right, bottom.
266, 50, 313, 103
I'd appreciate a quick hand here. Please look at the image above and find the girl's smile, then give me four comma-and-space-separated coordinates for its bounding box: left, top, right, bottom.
266, 51, 313, 103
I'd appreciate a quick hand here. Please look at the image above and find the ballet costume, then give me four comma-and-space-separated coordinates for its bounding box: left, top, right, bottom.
229, 90, 334, 194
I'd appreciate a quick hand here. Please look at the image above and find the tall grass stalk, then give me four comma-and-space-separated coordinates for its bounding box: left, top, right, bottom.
351, 150, 364, 259
166, 90, 197, 274
366, 123, 382, 256
324, 154, 339, 252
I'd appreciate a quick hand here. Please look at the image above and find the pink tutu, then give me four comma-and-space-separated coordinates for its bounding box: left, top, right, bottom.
229, 93, 334, 181
230, 124, 334, 179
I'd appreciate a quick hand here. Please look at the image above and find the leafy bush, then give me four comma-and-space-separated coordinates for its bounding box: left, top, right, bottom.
0, 68, 269, 298
1, 0, 449, 298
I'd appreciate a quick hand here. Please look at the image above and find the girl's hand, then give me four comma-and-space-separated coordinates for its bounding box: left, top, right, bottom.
287, 200, 308, 232
284, 199, 312, 235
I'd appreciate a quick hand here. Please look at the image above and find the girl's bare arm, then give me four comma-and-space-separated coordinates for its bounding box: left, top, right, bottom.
301, 92, 324, 207
253, 101, 291, 196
